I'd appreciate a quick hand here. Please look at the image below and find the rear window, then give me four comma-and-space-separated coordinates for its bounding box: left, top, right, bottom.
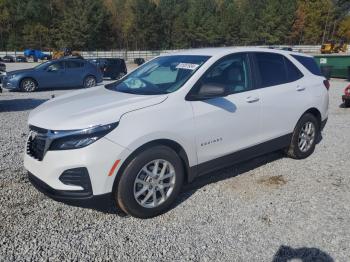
291, 55, 322, 76
255, 53, 287, 87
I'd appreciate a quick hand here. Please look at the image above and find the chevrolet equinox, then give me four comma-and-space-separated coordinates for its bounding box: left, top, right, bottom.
24, 48, 329, 218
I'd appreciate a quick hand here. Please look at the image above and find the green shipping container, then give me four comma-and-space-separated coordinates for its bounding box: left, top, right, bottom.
314, 55, 350, 79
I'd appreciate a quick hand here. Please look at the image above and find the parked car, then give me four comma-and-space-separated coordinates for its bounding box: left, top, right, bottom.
2, 58, 103, 92
0, 62, 5, 92
134, 58, 145, 66
15, 56, 28, 62
88, 58, 127, 79
24, 48, 329, 218
342, 85, 350, 107
0, 61, 5, 72
2, 55, 15, 62
24, 49, 51, 61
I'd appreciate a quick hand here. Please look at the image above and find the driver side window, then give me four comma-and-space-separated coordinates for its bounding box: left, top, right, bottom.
47, 62, 64, 72
202, 53, 251, 94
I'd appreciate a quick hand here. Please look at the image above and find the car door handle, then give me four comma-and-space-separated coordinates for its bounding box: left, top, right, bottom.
246, 96, 260, 103
296, 86, 306, 91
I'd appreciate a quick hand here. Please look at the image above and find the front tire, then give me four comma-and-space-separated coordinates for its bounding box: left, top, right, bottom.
286, 113, 319, 159
83, 76, 96, 88
116, 145, 184, 218
20, 78, 37, 92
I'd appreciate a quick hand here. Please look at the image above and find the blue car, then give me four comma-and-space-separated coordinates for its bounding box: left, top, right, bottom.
2, 58, 103, 92
24, 49, 51, 61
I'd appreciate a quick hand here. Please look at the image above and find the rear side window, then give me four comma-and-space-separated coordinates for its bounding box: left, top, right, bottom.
291, 55, 322, 76
66, 60, 83, 68
255, 53, 287, 87
284, 58, 303, 82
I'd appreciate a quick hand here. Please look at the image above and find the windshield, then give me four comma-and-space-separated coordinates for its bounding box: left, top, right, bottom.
106, 55, 210, 95
35, 61, 52, 70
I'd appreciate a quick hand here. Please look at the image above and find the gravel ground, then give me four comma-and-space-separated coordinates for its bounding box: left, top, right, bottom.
0, 63, 350, 261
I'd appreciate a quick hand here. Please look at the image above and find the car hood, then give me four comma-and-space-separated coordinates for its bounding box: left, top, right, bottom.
29, 86, 168, 130
8, 68, 33, 75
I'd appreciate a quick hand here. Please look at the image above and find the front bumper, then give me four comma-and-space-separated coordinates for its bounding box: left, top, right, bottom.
2, 76, 19, 90
28, 172, 113, 210
24, 137, 131, 197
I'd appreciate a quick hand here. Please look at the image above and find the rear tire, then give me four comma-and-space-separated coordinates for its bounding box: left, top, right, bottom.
83, 76, 96, 88
286, 113, 319, 159
20, 78, 37, 92
116, 145, 184, 219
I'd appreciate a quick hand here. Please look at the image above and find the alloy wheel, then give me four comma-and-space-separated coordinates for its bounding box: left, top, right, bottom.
22, 79, 36, 92
298, 121, 316, 152
85, 77, 96, 88
133, 159, 176, 208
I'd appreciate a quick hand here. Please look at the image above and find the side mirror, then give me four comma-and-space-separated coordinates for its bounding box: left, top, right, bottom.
187, 83, 230, 101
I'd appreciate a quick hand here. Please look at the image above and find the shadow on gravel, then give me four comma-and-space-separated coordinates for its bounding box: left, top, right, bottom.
272, 245, 334, 262
177, 151, 284, 206
0, 98, 47, 112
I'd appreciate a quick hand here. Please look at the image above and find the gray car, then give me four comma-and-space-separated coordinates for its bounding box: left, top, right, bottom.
2, 58, 103, 92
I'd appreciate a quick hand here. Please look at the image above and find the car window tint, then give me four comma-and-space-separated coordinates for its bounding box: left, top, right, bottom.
201, 53, 251, 94
255, 53, 287, 87
48, 62, 64, 71
284, 57, 303, 82
291, 55, 322, 76
66, 61, 83, 68
108, 59, 120, 65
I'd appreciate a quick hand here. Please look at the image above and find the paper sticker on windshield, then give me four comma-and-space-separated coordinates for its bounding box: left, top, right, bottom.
176, 63, 199, 70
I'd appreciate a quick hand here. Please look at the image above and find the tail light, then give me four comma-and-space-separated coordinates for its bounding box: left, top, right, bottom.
345, 85, 350, 96
323, 80, 330, 90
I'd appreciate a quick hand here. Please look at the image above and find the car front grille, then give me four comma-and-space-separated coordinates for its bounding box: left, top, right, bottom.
27, 126, 48, 161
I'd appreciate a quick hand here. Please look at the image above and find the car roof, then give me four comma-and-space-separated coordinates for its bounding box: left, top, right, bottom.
162, 47, 313, 59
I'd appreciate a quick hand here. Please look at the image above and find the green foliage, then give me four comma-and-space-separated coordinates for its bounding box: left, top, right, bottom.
0, 0, 349, 50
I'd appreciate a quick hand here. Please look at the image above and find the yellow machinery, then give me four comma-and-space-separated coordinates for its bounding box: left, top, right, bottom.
52, 48, 82, 59
321, 40, 348, 54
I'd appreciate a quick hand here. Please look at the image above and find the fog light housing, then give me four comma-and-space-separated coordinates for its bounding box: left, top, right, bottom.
59, 168, 92, 194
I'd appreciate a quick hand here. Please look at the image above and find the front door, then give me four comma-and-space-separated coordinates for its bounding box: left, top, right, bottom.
39, 61, 66, 88
189, 53, 262, 165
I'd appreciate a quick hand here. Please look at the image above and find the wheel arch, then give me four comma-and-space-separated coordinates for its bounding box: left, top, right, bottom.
302, 107, 322, 127
112, 139, 191, 195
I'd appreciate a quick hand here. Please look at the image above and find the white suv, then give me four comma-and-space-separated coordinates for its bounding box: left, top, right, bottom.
24, 48, 329, 218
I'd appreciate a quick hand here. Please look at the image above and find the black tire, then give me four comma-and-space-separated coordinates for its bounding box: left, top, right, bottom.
344, 99, 350, 108
83, 76, 96, 88
20, 78, 37, 92
116, 145, 184, 218
111, 72, 125, 80
286, 113, 319, 159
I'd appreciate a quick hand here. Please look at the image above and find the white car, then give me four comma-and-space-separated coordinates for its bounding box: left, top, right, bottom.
24, 48, 329, 218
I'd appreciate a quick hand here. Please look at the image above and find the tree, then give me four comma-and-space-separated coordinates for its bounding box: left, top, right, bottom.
56, 0, 111, 50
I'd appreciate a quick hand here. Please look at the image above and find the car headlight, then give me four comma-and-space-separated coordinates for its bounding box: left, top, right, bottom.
49, 122, 118, 150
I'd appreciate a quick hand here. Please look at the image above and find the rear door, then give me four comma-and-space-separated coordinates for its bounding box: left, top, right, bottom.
252, 52, 308, 142
64, 60, 85, 87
